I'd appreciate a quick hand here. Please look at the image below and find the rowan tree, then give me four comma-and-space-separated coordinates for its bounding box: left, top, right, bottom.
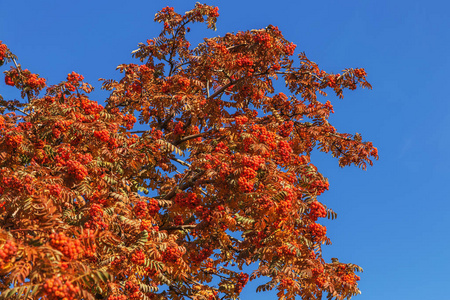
0, 3, 377, 300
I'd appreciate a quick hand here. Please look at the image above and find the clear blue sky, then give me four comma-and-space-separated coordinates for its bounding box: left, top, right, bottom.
1, 0, 450, 299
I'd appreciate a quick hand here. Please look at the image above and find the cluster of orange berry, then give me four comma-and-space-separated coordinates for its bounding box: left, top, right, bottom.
0, 41, 7, 62
309, 201, 327, 221
238, 176, 253, 192
134, 201, 148, 218
52, 120, 72, 139
80, 98, 103, 117
140, 219, 159, 232
174, 192, 200, 209
86, 204, 107, 230
21, 70, 46, 90
251, 124, 277, 150
173, 121, 185, 135
125, 281, 141, 300
131, 249, 146, 265
94, 129, 110, 142
43, 276, 80, 300
235, 56, 254, 68
276, 140, 292, 164
0, 240, 17, 267
279, 277, 295, 290
208, 6, 219, 17
353, 68, 366, 77
253, 32, 272, 48
278, 121, 294, 137
310, 179, 329, 195
5, 133, 23, 148
234, 115, 248, 125
66, 160, 88, 181
234, 272, 249, 293
108, 295, 127, 300
123, 114, 136, 130
308, 223, 327, 239
49, 232, 83, 260
335, 264, 360, 285
2, 175, 22, 190
162, 246, 182, 263
67, 71, 84, 83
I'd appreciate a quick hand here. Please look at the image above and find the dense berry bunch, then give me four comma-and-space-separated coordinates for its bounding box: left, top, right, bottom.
309, 223, 327, 239
66, 160, 88, 181
0, 240, 17, 267
134, 201, 148, 218
309, 201, 327, 221
86, 204, 107, 229
162, 246, 182, 263
173, 121, 185, 135
43, 276, 80, 300
123, 114, 136, 130
147, 198, 160, 215
174, 192, 200, 209
5, 133, 23, 148
131, 249, 146, 265
94, 129, 110, 142
125, 281, 141, 299
67, 71, 84, 83
4, 75, 14, 86
49, 232, 83, 260
277, 140, 293, 164
0, 41, 7, 61
234, 273, 249, 293
108, 295, 127, 300
278, 121, 294, 137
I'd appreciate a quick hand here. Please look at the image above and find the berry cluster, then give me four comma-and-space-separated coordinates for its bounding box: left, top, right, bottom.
235, 56, 254, 68
22, 70, 46, 90
140, 219, 159, 232
43, 277, 80, 300
86, 204, 107, 229
67, 71, 84, 83
131, 249, 146, 265
234, 115, 248, 125
242, 155, 265, 170
4, 75, 14, 86
108, 295, 127, 300
94, 129, 110, 142
234, 272, 249, 293
0, 41, 7, 61
66, 160, 88, 181
251, 124, 276, 150
134, 201, 148, 218
162, 246, 182, 263
309, 201, 327, 221
52, 120, 72, 139
0, 240, 17, 267
335, 264, 360, 285
353, 68, 366, 77
208, 6, 219, 17
308, 223, 327, 239
276, 140, 292, 164
278, 121, 294, 137
125, 281, 141, 300
173, 121, 185, 135
5, 133, 23, 148
238, 177, 253, 193
80, 98, 103, 117
174, 192, 200, 209
49, 232, 84, 260
123, 114, 136, 130
279, 278, 295, 290
147, 198, 163, 217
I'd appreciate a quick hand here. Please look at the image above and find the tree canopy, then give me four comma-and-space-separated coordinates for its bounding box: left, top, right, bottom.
0, 3, 377, 300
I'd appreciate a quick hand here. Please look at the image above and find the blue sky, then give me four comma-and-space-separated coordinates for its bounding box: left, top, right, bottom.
1, 0, 450, 299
